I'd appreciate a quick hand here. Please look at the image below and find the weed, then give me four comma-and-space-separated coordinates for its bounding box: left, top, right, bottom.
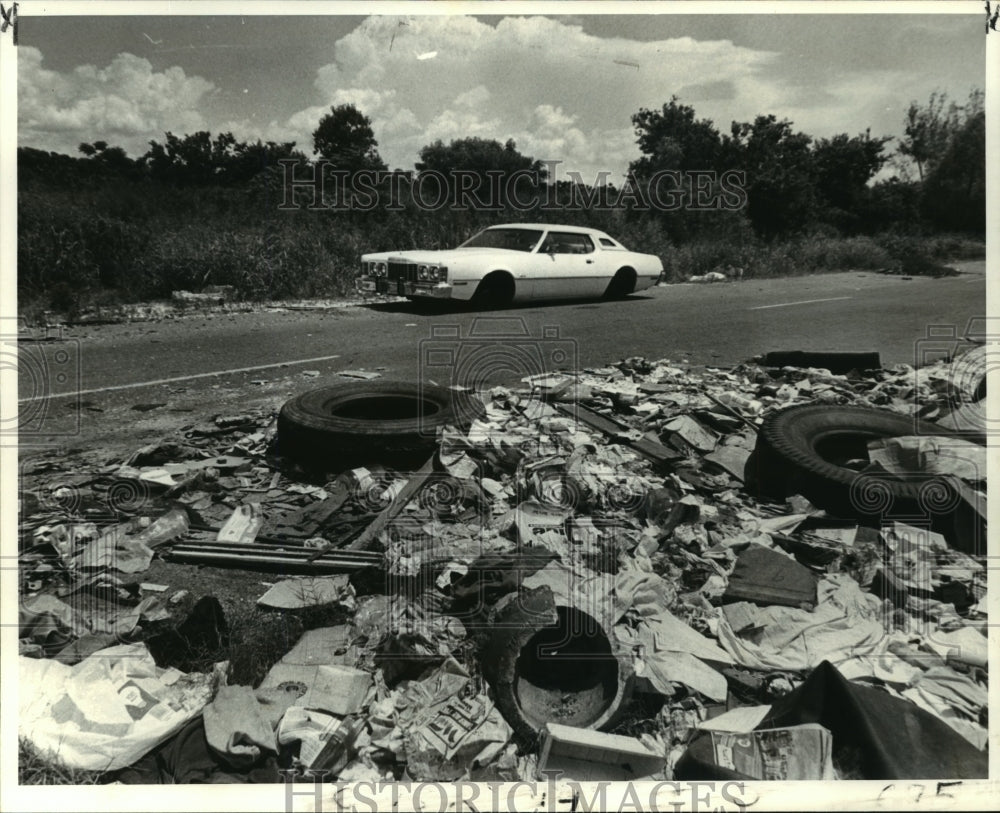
18, 737, 107, 785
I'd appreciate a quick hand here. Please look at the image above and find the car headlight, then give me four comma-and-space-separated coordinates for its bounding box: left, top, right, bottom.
377, 262, 387, 276
418, 265, 429, 280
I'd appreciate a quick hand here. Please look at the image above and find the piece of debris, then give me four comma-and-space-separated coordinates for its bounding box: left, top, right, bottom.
216, 504, 264, 545
256, 575, 353, 610
537, 722, 665, 781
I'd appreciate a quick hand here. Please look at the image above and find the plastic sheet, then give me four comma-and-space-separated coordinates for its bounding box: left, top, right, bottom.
19, 643, 215, 771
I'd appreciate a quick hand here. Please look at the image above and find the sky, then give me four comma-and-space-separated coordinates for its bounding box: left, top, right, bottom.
17, 9, 987, 183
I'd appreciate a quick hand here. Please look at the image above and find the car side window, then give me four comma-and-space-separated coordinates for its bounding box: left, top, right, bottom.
543, 232, 595, 254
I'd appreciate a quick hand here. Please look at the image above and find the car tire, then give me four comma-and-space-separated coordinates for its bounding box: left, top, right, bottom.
603, 267, 636, 300
276, 381, 484, 468
745, 404, 985, 550
482, 586, 633, 743
471, 272, 515, 309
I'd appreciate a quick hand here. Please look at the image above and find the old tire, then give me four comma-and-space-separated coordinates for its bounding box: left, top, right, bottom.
745, 404, 985, 552
483, 586, 633, 743
277, 380, 484, 468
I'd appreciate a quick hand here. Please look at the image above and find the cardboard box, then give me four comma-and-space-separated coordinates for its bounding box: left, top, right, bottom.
537, 722, 664, 781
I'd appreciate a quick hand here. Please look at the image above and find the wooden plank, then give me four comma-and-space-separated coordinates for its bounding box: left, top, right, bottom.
308, 452, 438, 557
551, 402, 682, 465
260, 476, 352, 539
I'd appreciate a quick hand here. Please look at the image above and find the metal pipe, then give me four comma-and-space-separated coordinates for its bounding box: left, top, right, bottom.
169, 540, 381, 559
163, 547, 379, 572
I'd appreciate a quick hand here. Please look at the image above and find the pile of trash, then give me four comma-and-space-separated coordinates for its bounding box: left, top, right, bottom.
17, 348, 988, 783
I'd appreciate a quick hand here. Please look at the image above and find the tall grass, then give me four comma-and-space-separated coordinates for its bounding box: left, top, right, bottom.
658, 232, 983, 283
17, 171, 985, 321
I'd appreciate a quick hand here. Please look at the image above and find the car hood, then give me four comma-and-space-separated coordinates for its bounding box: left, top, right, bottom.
383, 247, 530, 263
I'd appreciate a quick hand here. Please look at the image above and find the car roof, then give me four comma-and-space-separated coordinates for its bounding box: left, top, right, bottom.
485, 223, 610, 236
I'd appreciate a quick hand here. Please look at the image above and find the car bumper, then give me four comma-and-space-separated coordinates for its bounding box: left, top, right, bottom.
356, 277, 453, 299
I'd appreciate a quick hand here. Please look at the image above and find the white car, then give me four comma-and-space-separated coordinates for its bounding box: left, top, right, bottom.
356, 223, 663, 306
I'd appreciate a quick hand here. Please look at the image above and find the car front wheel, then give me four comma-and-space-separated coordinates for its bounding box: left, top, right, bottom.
471, 272, 515, 309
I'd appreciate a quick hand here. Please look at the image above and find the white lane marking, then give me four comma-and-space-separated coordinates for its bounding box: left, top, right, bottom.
17, 354, 342, 403
749, 296, 852, 311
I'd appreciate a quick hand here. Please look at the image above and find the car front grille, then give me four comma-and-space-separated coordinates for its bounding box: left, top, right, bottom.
387, 261, 415, 282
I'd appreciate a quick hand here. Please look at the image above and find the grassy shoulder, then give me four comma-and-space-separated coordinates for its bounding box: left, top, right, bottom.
17, 227, 984, 327
662, 232, 984, 282
17, 171, 984, 325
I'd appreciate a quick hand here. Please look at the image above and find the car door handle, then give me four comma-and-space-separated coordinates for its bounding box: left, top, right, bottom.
586, 259, 594, 264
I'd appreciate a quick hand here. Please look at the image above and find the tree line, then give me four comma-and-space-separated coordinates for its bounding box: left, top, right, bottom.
19, 90, 985, 239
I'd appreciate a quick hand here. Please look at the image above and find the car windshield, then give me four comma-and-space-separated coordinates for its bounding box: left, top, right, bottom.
459, 228, 544, 252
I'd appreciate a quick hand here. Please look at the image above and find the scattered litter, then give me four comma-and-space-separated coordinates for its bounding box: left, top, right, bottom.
132, 508, 189, 548
203, 684, 276, 770
261, 662, 371, 716
16, 345, 988, 783
256, 575, 353, 610
394, 658, 513, 781
537, 722, 665, 781
723, 545, 818, 608
216, 504, 264, 545
701, 724, 834, 780
277, 709, 363, 773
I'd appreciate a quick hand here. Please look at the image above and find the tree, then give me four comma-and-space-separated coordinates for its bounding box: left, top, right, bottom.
416, 137, 544, 177
141, 131, 305, 185
629, 97, 724, 176
811, 130, 892, 233
628, 98, 741, 241
921, 110, 986, 233
860, 178, 922, 234
896, 90, 982, 181
230, 139, 306, 181
724, 115, 816, 238
415, 137, 545, 212
78, 140, 135, 174
142, 131, 214, 183
312, 104, 385, 173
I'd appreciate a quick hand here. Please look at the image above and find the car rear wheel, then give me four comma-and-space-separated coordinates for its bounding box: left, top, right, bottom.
603, 267, 636, 300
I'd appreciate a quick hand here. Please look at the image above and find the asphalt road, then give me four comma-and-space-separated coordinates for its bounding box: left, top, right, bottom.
15, 262, 986, 451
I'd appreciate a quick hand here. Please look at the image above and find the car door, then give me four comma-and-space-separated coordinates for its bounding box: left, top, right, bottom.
533, 231, 603, 299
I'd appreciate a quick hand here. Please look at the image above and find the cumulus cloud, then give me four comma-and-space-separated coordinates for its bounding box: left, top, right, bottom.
23, 16, 937, 181
262, 15, 780, 181
19, 46, 216, 156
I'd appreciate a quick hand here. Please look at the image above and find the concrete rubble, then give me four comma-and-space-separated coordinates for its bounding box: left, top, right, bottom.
17, 349, 988, 782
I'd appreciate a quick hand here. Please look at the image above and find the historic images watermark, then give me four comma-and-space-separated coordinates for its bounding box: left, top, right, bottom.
284, 776, 755, 813
277, 159, 748, 213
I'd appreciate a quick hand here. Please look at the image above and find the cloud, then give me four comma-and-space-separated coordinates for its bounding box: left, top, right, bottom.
260, 15, 780, 180
19, 46, 216, 156
21, 15, 977, 180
